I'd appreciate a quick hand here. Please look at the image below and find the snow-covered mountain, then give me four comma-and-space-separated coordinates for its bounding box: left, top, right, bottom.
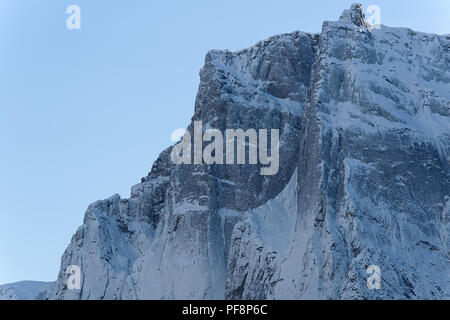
0, 281, 52, 300
30, 4, 449, 299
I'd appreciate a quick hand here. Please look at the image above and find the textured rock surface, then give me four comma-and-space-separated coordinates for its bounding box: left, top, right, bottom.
231, 4, 450, 299
43, 4, 449, 299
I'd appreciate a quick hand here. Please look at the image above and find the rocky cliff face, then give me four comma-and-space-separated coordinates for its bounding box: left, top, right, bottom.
45, 4, 449, 299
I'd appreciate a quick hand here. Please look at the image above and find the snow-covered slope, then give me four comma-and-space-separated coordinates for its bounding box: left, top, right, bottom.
41, 4, 448, 300
227, 4, 450, 299
0, 281, 52, 300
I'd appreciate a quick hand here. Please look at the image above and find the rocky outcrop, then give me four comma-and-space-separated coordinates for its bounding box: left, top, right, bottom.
44, 4, 449, 300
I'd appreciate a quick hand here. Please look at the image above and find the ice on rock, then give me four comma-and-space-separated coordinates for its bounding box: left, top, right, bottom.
38, 4, 449, 300
339, 3, 368, 29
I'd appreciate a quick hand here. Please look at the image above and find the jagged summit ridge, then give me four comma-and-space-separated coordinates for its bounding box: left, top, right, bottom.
339, 3, 367, 28
40, 4, 449, 300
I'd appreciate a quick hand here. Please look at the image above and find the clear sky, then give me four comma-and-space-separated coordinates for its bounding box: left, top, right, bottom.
0, 0, 448, 284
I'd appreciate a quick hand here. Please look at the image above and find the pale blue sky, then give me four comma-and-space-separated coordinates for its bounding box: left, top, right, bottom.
0, 0, 448, 284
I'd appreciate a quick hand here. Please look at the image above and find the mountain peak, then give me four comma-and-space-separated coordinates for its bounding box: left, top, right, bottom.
42, 4, 450, 300
339, 3, 367, 28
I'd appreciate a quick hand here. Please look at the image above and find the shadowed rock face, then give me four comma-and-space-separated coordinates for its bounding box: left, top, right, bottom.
45, 4, 449, 300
